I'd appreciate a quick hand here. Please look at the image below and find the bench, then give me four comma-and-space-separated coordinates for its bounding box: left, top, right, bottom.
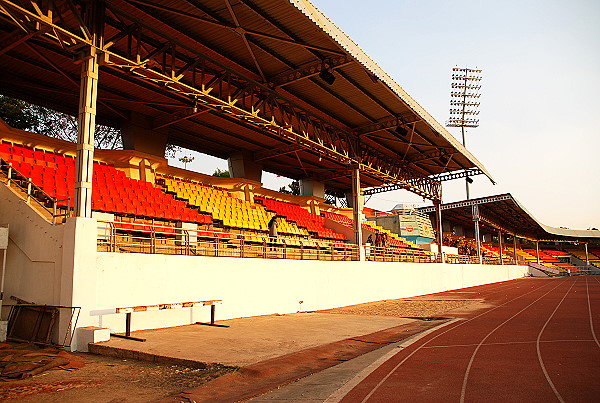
112, 299, 225, 342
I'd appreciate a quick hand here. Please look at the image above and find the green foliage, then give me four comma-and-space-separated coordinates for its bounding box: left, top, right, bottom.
0, 95, 38, 130
279, 180, 300, 195
212, 168, 230, 177
0, 95, 182, 155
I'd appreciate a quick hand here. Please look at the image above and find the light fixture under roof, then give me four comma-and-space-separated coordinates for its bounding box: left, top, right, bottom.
319, 59, 336, 85
395, 126, 408, 137
319, 69, 335, 85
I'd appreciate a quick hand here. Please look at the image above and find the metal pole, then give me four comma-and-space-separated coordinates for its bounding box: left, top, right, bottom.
74, 47, 99, 218
351, 166, 363, 260
513, 235, 518, 264
535, 241, 540, 265
472, 205, 482, 264
498, 229, 503, 265
461, 72, 470, 200
125, 312, 132, 337
435, 200, 444, 263
584, 243, 589, 266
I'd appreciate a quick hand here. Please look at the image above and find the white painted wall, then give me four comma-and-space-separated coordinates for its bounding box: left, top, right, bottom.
91, 252, 527, 337
0, 185, 64, 310
0, 185, 528, 351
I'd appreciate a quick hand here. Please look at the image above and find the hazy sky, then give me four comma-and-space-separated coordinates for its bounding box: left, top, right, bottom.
171, 0, 600, 230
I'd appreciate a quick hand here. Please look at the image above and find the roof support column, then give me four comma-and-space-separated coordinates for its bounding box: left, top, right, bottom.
498, 229, 503, 265
351, 166, 364, 261
513, 235, 518, 264
435, 201, 444, 263
535, 241, 540, 265
74, 47, 99, 218
584, 243, 589, 266
472, 205, 482, 264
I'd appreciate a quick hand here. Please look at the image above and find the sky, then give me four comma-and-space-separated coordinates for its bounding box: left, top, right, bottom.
170, 0, 600, 230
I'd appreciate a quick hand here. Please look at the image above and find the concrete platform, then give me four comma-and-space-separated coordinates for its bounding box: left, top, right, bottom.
90, 312, 416, 367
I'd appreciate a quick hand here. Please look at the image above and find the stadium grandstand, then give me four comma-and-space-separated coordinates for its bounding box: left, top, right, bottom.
0, 0, 597, 350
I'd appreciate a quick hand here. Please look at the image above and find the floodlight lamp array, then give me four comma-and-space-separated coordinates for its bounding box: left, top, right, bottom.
450, 91, 481, 98
451, 83, 482, 90
449, 109, 479, 116
452, 67, 482, 73
450, 100, 479, 107
452, 74, 482, 82
446, 118, 480, 128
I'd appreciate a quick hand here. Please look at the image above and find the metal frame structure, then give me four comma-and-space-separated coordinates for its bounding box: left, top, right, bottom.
418, 193, 600, 263
0, 0, 449, 201
0, 0, 506, 260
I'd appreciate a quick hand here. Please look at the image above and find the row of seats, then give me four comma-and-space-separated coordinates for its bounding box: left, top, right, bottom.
1, 142, 212, 224
361, 221, 416, 249
322, 211, 353, 226
160, 176, 308, 236
255, 196, 346, 241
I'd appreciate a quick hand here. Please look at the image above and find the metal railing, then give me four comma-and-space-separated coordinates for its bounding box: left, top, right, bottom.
366, 244, 434, 263
0, 159, 71, 224
97, 221, 527, 265
97, 221, 360, 261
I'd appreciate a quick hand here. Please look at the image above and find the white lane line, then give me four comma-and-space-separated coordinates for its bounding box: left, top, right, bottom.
587, 276, 600, 349
535, 278, 578, 403
459, 277, 568, 403
348, 278, 556, 403
421, 339, 598, 349
323, 319, 459, 403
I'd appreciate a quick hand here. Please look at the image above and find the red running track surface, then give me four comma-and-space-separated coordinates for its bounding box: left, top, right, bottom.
337, 276, 600, 403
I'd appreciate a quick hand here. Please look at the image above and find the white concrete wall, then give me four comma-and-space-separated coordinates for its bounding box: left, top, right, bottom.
0, 184, 64, 310
0, 184, 528, 351
91, 253, 527, 336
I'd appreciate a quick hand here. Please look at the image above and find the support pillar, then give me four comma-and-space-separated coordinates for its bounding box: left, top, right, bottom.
513, 235, 518, 264
434, 200, 444, 263
121, 112, 169, 157
74, 47, 99, 218
299, 179, 325, 199
535, 241, 540, 265
584, 243, 589, 266
351, 167, 364, 260
498, 229, 503, 265
472, 205, 482, 264
228, 151, 262, 183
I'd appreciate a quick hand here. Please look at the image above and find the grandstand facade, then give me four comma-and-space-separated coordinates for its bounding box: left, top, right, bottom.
0, 120, 529, 350
1, 1, 594, 350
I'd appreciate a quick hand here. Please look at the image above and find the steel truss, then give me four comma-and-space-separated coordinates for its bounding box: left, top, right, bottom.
417, 194, 512, 214
363, 167, 483, 197
430, 168, 484, 182
0, 0, 441, 201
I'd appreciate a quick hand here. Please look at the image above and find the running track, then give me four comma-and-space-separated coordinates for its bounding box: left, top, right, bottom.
335, 276, 600, 402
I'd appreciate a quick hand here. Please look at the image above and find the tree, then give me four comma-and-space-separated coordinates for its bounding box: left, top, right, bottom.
279, 180, 300, 195
0, 95, 180, 157
0, 95, 38, 130
212, 168, 230, 177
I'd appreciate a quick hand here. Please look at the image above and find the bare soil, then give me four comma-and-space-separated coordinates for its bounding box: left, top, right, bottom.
0, 297, 479, 401
0, 351, 236, 402
319, 298, 476, 318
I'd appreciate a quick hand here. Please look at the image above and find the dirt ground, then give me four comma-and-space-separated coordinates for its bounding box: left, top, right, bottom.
0, 350, 236, 402
319, 298, 476, 318
0, 297, 479, 402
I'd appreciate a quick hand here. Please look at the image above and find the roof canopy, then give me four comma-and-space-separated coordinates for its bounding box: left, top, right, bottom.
0, 0, 492, 199
419, 194, 600, 243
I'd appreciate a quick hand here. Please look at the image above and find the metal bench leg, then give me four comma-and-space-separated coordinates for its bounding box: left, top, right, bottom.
110, 312, 146, 342
195, 304, 229, 328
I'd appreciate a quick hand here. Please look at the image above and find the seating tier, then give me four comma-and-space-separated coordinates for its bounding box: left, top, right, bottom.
1, 142, 211, 224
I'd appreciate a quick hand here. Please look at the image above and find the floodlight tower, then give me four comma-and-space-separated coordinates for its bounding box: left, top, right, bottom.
447, 67, 482, 199
179, 155, 195, 169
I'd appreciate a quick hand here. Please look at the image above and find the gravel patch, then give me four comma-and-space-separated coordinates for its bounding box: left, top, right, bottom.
319, 299, 474, 318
